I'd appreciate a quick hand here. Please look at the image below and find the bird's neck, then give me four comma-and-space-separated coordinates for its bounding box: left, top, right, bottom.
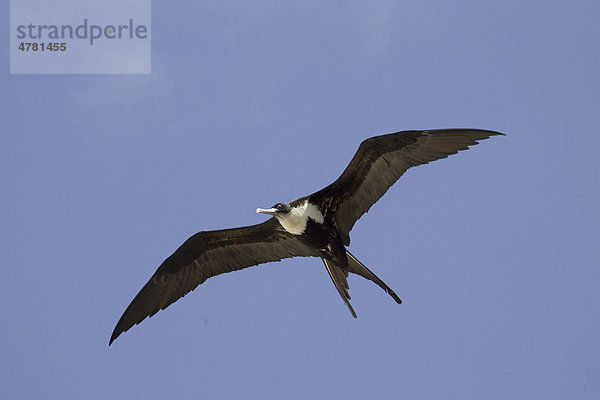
275, 200, 324, 235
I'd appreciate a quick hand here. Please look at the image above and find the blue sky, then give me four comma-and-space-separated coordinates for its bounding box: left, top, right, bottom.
2, 1, 599, 399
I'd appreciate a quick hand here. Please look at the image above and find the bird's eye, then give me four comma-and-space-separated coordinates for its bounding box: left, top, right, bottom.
276, 204, 282, 209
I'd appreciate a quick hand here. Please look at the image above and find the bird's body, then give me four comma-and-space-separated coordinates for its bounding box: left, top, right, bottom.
110, 128, 503, 345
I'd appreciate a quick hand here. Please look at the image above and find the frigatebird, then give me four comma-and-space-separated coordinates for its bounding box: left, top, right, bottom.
110, 128, 502, 344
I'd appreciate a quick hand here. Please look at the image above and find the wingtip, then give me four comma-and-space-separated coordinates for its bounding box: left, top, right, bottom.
109, 328, 121, 346
466, 128, 506, 142
468, 128, 506, 138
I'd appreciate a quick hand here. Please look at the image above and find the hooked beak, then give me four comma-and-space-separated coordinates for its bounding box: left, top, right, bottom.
256, 207, 278, 216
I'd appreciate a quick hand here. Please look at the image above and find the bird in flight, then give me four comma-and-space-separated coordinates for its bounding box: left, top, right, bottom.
110, 128, 503, 345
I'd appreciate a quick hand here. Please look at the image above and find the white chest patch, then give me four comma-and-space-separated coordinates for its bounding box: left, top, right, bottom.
275, 200, 324, 235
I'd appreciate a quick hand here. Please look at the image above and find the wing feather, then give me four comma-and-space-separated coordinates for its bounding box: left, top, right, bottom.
310, 129, 503, 244
110, 218, 318, 344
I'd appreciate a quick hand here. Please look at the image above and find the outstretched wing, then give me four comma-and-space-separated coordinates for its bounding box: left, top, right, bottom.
110, 218, 319, 345
310, 129, 503, 244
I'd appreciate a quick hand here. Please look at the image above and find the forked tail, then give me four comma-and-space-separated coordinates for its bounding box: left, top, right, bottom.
322, 258, 357, 318
345, 250, 402, 304
321, 251, 402, 318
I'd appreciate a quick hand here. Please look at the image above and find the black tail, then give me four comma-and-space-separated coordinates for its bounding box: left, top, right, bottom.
321, 258, 357, 318
345, 250, 402, 304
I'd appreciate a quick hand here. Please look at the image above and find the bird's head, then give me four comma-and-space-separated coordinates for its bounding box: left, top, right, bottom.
256, 202, 292, 216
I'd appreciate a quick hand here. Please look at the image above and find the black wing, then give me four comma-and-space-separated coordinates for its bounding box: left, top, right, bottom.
110, 218, 319, 345
310, 129, 504, 245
